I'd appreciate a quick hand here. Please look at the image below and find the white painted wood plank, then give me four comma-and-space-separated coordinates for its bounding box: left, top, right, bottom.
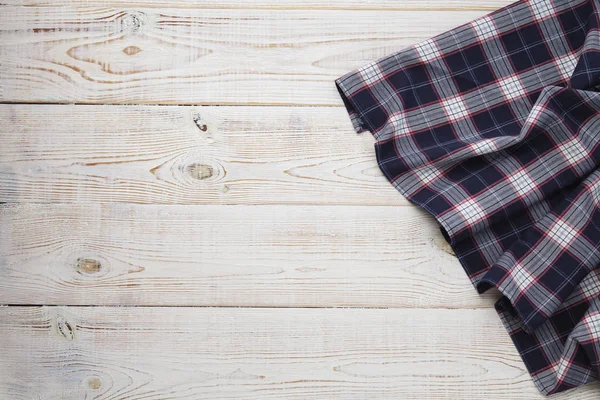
0, 306, 597, 399
0, 6, 496, 104
0, 202, 491, 307
1, 0, 514, 10
0, 104, 406, 206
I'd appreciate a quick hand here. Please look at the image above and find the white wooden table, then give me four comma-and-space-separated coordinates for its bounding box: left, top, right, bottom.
1, 1, 598, 398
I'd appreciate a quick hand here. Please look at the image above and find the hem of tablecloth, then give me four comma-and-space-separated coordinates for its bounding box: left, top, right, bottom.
334, 77, 376, 135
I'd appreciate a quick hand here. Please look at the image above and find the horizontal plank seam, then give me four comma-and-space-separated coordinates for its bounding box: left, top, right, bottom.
0, 304, 493, 310
0, 101, 348, 107
0, 4, 505, 11
0, 202, 413, 208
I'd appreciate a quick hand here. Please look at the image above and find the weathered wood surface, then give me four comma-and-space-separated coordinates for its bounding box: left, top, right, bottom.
0, 202, 489, 307
0, 5, 501, 105
1, 0, 514, 10
2, 1, 591, 398
1, 306, 597, 400
0, 104, 409, 206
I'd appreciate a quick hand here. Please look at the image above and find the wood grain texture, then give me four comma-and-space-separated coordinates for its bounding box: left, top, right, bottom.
0, 202, 487, 307
0, 5, 495, 105
2, 306, 598, 400
3, 1, 588, 397
0, 104, 408, 206
1, 0, 514, 10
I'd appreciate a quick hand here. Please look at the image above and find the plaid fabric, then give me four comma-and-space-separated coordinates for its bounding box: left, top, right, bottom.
336, 0, 600, 395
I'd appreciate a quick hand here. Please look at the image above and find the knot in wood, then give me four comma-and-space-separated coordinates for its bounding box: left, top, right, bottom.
56, 317, 75, 341
87, 376, 102, 390
121, 11, 146, 32
122, 45, 142, 56
192, 112, 208, 132
77, 258, 102, 275
188, 163, 214, 180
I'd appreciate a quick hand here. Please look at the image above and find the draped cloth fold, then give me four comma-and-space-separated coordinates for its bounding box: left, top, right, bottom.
336, 0, 600, 394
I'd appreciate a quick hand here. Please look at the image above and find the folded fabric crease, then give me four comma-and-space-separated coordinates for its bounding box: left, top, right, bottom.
336, 0, 600, 395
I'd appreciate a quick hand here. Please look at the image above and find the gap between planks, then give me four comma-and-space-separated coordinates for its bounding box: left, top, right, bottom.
0, 304, 492, 310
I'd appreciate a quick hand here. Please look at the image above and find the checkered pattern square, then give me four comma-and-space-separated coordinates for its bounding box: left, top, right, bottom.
499, 75, 527, 100
509, 169, 537, 196
558, 138, 589, 166
358, 62, 384, 85
415, 38, 442, 62
470, 138, 498, 155
511, 262, 535, 291
556, 52, 579, 80
414, 165, 442, 184
389, 111, 408, 133
442, 95, 469, 121
456, 198, 485, 224
471, 16, 499, 41
530, 0, 556, 21
547, 218, 578, 249
336, 0, 600, 395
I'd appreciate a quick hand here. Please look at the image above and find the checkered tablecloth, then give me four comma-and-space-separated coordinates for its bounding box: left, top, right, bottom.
336, 0, 600, 394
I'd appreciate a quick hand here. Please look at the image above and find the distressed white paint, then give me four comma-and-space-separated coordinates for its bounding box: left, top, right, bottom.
1, 0, 514, 9
1, 5, 502, 105
0, 104, 403, 205
1, 306, 598, 399
0, 203, 475, 307
1, 1, 592, 398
